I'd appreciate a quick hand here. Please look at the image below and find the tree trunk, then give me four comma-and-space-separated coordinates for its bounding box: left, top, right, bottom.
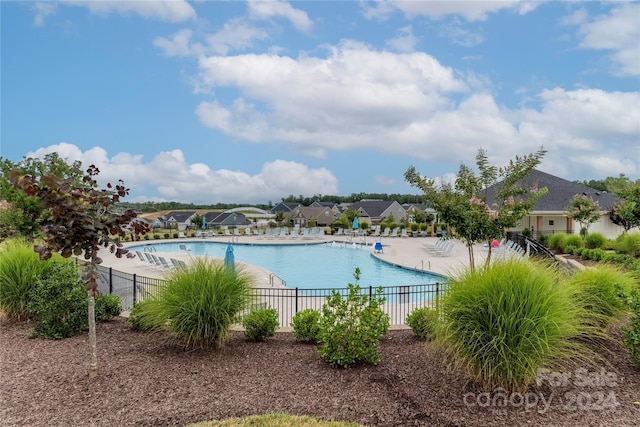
467, 243, 475, 272
87, 291, 98, 378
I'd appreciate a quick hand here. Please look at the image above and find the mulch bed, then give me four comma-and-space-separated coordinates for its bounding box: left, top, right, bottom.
1, 317, 639, 427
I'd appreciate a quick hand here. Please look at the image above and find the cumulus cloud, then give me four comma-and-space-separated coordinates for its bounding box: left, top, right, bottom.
567, 3, 640, 76
247, 0, 313, 32
31, 2, 57, 27
25, 143, 338, 204
189, 40, 638, 181
60, 0, 196, 22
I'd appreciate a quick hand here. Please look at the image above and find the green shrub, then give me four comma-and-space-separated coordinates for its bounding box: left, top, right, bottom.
134, 257, 253, 349
567, 265, 636, 327
585, 233, 606, 249
0, 239, 54, 321
565, 234, 583, 250
440, 258, 598, 391
547, 233, 568, 253
95, 294, 122, 321
126, 299, 160, 332
242, 307, 279, 341
28, 261, 88, 339
538, 234, 549, 247
153, 234, 161, 240
622, 289, 640, 369
565, 244, 579, 256
616, 233, 640, 257
291, 309, 321, 343
318, 269, 390, 368
164, 233, 170, 239
406, 307, 439, 341
143, 234, 150, 240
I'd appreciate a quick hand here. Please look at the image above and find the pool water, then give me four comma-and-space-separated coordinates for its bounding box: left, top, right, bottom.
130, 241, 442, 290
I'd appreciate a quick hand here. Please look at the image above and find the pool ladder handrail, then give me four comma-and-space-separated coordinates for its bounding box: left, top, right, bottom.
415, 259, 430, 272
268, 272, 286, 287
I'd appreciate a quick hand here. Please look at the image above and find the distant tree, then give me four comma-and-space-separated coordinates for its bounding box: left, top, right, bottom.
9, 164, 149, 377
274, 211, 285, 226
405, 147, 547, 271
609, 182, 640, 232
566, 194, 601, 238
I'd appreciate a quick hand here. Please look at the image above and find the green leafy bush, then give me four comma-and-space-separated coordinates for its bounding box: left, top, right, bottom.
95, 294, 122, 321
440, 258, 598, 391
0, 239, 54, 321
406, 307, 439, 341
291, 309, 321, 343
585, 232, 606, 249
28, 260, 88, 339
318, 269, 390, 368
567, 265, 636, 328
133, 257, 253, 349
242, 307, 279, 341
622, 289, 640, 369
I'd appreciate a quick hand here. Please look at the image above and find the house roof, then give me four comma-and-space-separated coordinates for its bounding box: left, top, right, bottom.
351, 200, 397, 218
164, 211, 196, 222
484, 169, 622, 212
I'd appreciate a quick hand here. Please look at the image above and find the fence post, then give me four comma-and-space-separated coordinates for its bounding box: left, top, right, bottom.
109, 268, 113, 294
133, 274, 137, 306
435, 282, 440, 313
369, 285, 372, 301
295, 287, 298, 314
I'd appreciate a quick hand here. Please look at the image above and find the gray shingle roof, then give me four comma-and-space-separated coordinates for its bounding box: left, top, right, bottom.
484, 169, 622, 212
351, 200, 395, 217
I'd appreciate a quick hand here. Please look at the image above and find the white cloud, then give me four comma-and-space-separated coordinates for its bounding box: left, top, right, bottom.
60, 0, 196, 22
569, 3, 640, 76
31, 2, 57, 27
385, 26, 419, 52
438, 18, 484, 47
391, 0, 540, 22
247, 0, 313, 32
25, 143, 338, 204
154, 20, 270, 57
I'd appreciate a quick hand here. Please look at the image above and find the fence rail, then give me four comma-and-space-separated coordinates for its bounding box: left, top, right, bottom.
90, 263, 443, 328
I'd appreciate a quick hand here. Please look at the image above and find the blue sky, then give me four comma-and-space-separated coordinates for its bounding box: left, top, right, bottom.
2, 1, 639, 204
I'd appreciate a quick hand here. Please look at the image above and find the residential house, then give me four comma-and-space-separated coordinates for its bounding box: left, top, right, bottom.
484, 169, 625, 239
270, 202, 302, 214
290, 206, 340, 227
161, 211, 196, 231
207, 212, 251, 229
350, 200, 407, 227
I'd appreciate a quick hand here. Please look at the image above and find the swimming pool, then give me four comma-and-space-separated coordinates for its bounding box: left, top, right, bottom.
129, 241, 443, 290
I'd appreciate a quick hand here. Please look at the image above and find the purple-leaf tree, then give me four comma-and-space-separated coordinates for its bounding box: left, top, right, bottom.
9, 164, 149, 377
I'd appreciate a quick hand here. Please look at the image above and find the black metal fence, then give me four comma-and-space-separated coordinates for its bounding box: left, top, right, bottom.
91, 263, 444, 328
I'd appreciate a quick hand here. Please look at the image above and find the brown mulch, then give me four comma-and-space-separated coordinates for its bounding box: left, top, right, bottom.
1, 318, 639, 427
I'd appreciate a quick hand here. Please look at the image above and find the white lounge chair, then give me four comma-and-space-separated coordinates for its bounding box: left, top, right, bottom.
400, 228, 408, 238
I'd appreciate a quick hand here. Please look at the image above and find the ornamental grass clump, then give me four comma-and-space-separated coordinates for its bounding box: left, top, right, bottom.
137, 257, 253, 349
440, 258, 598, 392
0, 239, 54, 321
566, 264, 637, 328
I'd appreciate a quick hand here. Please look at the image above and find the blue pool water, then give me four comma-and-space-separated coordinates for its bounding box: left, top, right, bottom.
129, 241, 443, 290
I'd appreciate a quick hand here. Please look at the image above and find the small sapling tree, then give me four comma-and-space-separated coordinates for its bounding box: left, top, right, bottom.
566, 194, 601, 239
10, 164, 149, 377
405, 148, 548, 271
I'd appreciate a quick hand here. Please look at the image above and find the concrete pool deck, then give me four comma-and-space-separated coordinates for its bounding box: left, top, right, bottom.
100, 234, 492, 284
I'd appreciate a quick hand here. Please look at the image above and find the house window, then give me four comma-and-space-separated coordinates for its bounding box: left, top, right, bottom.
548, 220, 554, 226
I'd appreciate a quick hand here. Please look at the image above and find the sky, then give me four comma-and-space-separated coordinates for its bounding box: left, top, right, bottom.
1, 0, 639, 205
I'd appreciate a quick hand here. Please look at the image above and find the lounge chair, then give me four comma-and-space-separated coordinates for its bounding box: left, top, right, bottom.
178, 232, 186, 238
157, 256, 172, 270
400, 228, 408, 238
372, 227, 381, 238
390, 227, 399, 237
381, 227, 390, 238
373, 241, 383, 253
170, 258, 186, 268
179, 244, 191, 251
427, 241, 455, 257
